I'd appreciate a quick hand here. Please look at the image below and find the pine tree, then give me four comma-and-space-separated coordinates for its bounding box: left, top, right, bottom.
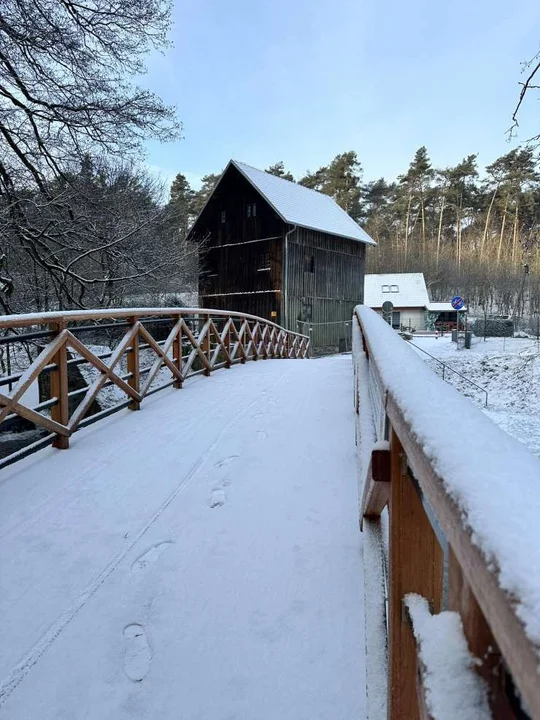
299, 152, 363, 221
168, 173, 196, 239
266, 162, 295, 181
192, 173, 221, 215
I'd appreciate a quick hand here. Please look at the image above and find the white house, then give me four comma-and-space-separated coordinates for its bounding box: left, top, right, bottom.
364, 273, 461, 331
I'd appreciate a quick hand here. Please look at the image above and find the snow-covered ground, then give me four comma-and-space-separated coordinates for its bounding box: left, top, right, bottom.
0, 357, 365, 720
410, 334, 540, 456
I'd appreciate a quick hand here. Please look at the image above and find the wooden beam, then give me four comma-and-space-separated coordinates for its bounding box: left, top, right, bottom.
68, 323, 141, 432
388, 429, 444, 720
0, 391, 69, 437
138, 321, 183, 397
361, 446, 391, 522
448, 549, 518, 718
49, 322, 70, 449
126, 317, 140, 411
65, 332, 141, 403
202, 315, 211, 376
180, 320, 212, 374
387, 394, 540, 716
0, 330, 69, 426
173, 320, 183, 388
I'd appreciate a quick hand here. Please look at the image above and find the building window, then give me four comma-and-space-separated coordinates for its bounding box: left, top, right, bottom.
247, 204, 251, 218
304, 255, 315, 273
220, 210, 226, 223
390, 285, 399, 292
392, 311, 401, 329
252, 202, 257, 217
381, 285, 390, 293
258, 252, 270, 271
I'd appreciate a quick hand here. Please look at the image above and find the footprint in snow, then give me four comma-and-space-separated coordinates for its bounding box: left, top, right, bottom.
209, 488, 226, 508
131, 541, 173, 574
123, 624, 152, 682
257, 429, 268, 440
214, 455, 238, 468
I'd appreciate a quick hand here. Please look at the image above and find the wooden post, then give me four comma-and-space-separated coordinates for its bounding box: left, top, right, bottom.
448, 549, 515, 717
203, 314, 211, 376
225, 320, 231, 369
388, 429, 443, 719
49, 322, 69, 449
127, 318, 140, 410
173, 319, 183, 389
252, 323, 258, 360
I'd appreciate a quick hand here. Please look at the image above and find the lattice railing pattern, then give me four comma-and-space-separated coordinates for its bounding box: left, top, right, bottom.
0, 308, 309, 466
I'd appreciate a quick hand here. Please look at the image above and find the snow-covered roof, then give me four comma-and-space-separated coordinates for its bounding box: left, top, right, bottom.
364, 273, 429, 308
223, 160, 375, 245
427, 302, 466, 313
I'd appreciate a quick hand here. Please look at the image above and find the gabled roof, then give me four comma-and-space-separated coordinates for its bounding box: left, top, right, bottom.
364, 273, 429, 308
427, 302, 466, 312
189, 159, 375, 245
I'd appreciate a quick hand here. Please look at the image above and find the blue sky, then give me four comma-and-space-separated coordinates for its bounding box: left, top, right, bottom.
144, 0, 540, 189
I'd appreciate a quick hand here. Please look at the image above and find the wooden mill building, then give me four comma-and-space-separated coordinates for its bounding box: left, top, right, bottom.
187, 160, 375, 350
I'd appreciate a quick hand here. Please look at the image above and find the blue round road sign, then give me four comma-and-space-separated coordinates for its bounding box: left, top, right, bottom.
451, 296, 464, 310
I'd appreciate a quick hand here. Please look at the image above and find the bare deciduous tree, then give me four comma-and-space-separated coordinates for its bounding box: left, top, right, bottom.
0, 0, 186, 312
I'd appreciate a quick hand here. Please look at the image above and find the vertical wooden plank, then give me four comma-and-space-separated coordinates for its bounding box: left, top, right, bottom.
225, 318, 232, 368
203, 314, 211, 376
126, 318, 140, 410
388, 429, 444, 719
173, 319, 183, 389
49, 322, 69, 449
252, 323, 258, 360
448, 549, 517, 718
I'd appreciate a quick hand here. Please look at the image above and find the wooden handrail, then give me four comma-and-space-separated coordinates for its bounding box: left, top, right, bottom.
0, 309, 309, 469
353, 306, 540, 719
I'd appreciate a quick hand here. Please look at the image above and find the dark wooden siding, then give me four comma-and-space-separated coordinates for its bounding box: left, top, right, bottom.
284, 227, 365, 350
192, 165, 284, 322
189, 164, 370, 349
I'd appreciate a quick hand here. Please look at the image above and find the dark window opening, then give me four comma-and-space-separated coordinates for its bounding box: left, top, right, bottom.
392, 311, 401, 329
304, 255, 315, 273
247, 204, 251, 218
220, 210, 226, 223
252, 202, 257, 217
258, 251, 270, 270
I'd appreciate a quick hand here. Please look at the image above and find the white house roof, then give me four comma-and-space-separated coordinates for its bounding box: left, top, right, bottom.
230, 160, 375, 245
364, 273, 429, 308
427, 302, 466, 312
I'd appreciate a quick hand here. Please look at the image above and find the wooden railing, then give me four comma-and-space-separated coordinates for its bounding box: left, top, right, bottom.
0, 308, 309, 468
353, 306, 540, 720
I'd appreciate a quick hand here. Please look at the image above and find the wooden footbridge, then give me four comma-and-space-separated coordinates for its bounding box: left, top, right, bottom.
0, 307, 539, 719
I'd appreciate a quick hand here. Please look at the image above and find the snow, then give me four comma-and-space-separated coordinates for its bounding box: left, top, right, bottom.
410, 334, 540, 456
0, 307, 302, 332
352, 321, 387, 719
355, 306, 540, 651
0, 356, 365, 719
404, 594, 490, 719
231, 160, 375, 245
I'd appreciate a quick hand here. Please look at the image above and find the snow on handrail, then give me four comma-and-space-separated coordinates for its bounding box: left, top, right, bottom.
354, 304, 540, 718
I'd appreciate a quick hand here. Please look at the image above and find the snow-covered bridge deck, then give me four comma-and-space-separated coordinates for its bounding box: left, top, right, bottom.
0, 356, 365, 719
